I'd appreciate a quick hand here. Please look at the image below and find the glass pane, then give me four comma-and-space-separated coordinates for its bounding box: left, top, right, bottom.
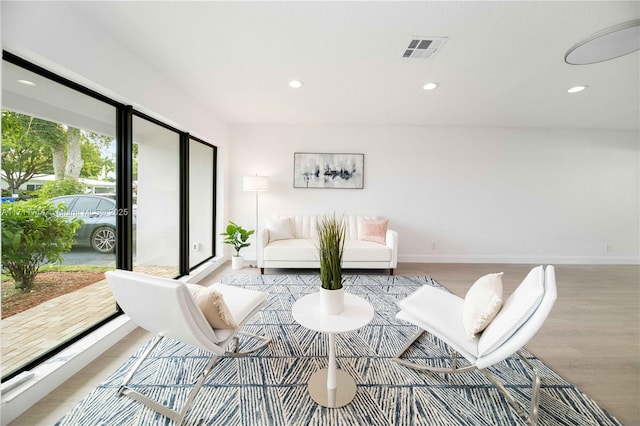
189, 139, 214, 268
1, 60, 117, 379
132, 115, 180, 278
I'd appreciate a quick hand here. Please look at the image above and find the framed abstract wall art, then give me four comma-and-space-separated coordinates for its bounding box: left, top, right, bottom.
294, 152, 364, 189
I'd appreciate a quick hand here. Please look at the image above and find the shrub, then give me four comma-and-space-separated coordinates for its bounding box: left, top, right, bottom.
1, 199, 82, 290
37, 179, 86, 199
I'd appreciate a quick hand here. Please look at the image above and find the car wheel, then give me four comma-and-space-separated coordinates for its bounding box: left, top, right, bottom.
91, 226, 116, 253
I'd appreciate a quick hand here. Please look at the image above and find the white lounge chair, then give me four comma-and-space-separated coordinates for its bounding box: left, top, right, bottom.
106, 270, 271, 425
393, 265, 557, 425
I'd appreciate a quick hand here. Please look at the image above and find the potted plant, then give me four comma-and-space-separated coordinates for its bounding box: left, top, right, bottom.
220, 221, 254, 270
317, 214, 346, 315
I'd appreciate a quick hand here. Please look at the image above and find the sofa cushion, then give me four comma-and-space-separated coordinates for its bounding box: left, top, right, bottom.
462, 272, 503, 340
360, 218, 388, 244
266, 218, 294, 242
264, 239, 318, 261
343, 240, 392, 262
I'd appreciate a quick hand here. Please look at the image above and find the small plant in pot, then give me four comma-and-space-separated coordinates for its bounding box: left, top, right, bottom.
220, 221, 254, 270
317, 214, 346, 315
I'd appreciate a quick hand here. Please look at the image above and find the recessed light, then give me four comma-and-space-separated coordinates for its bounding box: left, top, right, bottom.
289, 80, 303, 89
17, 79, 36, 87
422, 82, 439, 90
567, 85, 588, 93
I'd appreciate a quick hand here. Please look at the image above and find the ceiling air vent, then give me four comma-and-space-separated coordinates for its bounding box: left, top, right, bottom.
402, 36, 448, 59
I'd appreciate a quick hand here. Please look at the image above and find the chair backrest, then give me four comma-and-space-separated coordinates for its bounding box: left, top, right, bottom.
476, 265, 557, 369
106, 270, 225, 355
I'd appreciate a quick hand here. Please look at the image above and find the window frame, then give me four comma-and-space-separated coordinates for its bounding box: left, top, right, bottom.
1, 51, 218, 382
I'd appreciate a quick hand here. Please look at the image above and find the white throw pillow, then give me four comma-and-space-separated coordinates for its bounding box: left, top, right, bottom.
462, 272, 504, 340
477, 266, 545, 356
186, 283, 237, 329
266, 218, 294, 242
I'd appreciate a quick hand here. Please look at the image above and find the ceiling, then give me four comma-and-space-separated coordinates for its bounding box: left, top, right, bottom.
69, 1, 639, 129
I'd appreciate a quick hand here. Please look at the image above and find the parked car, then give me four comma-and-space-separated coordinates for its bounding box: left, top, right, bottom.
49, 194, 133, 254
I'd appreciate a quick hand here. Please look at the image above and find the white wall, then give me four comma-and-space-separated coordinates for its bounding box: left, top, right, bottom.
230, 125, 640, 264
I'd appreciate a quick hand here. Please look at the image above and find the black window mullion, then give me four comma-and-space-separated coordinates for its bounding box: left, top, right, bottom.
116, 106, 133, 271
179, 133, 190, 276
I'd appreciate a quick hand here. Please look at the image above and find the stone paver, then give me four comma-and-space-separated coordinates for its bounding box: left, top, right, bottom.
1, 266, 177, 378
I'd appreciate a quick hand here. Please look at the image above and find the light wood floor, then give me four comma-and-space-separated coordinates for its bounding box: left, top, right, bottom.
10, 263, 639, 425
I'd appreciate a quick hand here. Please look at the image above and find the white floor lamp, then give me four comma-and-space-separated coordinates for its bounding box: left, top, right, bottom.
243, 175, 269, 267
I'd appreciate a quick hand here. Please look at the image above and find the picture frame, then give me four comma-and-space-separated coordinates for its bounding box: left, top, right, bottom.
294, 152, 364, 189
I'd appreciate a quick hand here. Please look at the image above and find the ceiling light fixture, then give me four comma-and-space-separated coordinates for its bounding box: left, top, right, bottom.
288, 80, 303, 89
17, 79, 36, 87
422, 82, 439, 91
567, 85, 588, 93
565, 19, 640, 65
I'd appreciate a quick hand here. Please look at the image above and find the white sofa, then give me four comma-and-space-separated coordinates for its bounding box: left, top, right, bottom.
256, 215, 398, 275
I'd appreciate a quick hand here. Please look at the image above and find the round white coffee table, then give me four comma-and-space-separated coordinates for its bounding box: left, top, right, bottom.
292, 291, 374, 408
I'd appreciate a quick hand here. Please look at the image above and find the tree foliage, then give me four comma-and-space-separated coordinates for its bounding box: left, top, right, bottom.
2, 109, 115, 190
1, 199, 82, 290
1, 110, 61, 193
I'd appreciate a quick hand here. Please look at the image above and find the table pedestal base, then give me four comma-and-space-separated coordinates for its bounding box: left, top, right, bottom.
307, 368, 357, 408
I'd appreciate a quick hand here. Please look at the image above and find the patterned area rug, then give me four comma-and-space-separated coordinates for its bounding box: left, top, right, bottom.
56, 274, 620, 425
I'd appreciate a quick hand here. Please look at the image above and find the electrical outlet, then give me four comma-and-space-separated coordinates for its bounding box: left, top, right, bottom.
605, 244, 612, 253
432, 242, 436, 250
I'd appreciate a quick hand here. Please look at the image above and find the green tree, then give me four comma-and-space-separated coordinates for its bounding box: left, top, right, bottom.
80, 140, 104, 178
1, 110, 61, 193
1, 199, 82, 290
80, 131, 114, 179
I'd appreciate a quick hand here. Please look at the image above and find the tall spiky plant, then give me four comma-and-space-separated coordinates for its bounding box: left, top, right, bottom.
318, 214, 346, 290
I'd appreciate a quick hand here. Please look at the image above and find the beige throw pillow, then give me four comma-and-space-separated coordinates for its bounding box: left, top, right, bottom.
186, 283, 237, 329
462, 272, 504, 340
360, 219, 388, 244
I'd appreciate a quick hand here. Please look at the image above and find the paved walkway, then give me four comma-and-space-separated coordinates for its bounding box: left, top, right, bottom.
1, 266, 177, 378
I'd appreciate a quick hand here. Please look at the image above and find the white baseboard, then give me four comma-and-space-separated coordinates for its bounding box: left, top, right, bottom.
184, 256, 227, 283
398, 254, 640, 265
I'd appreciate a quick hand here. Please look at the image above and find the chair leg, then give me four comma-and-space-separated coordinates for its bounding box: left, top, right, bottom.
116, 334, 223, 425
391, 330, 477, 374
118, 334, 164, 394
393, 332, 542, 425
480, 365, 541, 426
225, 331, 272, 356
120, 353, 221, 425
475, 351, 540, 426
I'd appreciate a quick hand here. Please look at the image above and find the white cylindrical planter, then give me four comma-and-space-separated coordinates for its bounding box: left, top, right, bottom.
319, 287, 345, 315
231, 255, 244, 270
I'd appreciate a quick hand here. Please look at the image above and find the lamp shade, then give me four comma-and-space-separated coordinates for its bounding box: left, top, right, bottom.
243, 175, 269, 192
